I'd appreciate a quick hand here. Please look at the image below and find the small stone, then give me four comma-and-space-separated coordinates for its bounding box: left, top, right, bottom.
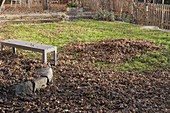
42, 67, 53, 83
33, 77, 48, 92
15, 81, 33, 95
36, 65, 53, 83
0, 99, 3, 103
0, 71, 3, 76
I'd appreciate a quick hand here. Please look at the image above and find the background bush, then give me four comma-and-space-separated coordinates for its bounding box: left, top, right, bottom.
94, 10, 115, 21
120, 12, 135, 23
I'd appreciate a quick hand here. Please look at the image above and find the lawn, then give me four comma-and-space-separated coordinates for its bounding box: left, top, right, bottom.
0, 19, 169, 73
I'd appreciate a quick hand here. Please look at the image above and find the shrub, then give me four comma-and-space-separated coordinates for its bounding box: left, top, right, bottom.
94, 10, 115, 21
120, 13, 134, 23
56, 13, 69, 21
66, 0, 77, 7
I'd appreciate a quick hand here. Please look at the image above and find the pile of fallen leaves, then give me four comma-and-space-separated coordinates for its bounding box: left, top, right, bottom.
0, 39, 169, 112
64, 39, 159, 63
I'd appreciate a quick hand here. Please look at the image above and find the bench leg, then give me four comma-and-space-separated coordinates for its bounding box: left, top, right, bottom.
43, 51, 47, 64
54, 49, 57, 65
1, 45, 4, 51
12, 47, 16, 54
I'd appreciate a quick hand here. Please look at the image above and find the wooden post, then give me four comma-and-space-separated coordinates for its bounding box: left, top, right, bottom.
28, 0, 31, 8
161, 0, 165, 29
42, 0, 48, 10
133, 0, 138, 23
0, 0, 6, 13
42, 0, 44, 7
162, 0, 165, 4
24, 0, 27, 7
20, 0, 22, 7
11, 0, 13, 6
15, 0, 17, 8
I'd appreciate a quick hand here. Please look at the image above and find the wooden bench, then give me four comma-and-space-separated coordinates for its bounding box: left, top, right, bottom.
0, 39, 57, 65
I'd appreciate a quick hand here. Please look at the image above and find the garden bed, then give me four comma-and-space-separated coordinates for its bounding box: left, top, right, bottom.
0, 39, 169, 112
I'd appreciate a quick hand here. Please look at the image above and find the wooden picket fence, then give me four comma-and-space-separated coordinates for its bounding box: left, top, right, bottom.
114, 1, 170, 29
81, 0, 170, 30
111, 1, 170, 29
135, 3, 170, 29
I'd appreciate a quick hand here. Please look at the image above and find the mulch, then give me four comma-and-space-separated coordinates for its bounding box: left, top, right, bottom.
0, 39, 169, 112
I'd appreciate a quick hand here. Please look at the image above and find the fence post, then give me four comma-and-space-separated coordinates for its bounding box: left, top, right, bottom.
161, 0, 165, 29
42, 0, 49, 10
134, 0, 139, 24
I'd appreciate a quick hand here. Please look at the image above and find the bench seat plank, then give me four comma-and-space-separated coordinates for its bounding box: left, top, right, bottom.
1, 39, 56, 52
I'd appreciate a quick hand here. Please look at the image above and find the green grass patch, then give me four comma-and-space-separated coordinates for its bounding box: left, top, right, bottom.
117, 51, 170, 73
94, 61, 114, 70
1, 19, 170, 49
